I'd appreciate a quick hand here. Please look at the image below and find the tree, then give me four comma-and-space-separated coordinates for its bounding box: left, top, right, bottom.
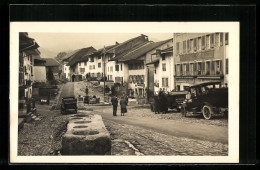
46, 68, 55, 81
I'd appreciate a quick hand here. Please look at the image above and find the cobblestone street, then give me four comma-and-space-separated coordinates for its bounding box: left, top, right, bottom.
18, 81, 228, 156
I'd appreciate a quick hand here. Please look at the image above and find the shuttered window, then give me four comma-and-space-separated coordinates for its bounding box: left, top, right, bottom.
162, 78, 168, 87
202, 36, 206, 50
225, 33, 229, 45
210, 34, 215, 48
220, 33, 223, 46
226, 59, 228, 74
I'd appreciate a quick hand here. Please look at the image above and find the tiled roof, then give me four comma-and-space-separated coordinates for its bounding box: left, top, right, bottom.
42, 58, 61, 67
110, 41, 151, 61
62, 49, 81, 61
116, 38, 172, 62
66, 47, 97, 66
106, 34, 148, 53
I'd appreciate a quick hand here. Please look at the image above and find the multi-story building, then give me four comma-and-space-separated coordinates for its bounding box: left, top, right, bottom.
107, 34, 149, 85
19, 32, 40, 100
173, 33, 229, 91
148, 46, 174, 94
33, 55, 46, 82
67, 47, 97, 82
112, 39, 172, 101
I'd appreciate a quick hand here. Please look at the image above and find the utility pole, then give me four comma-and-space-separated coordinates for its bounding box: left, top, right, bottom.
103, 46, 106, 102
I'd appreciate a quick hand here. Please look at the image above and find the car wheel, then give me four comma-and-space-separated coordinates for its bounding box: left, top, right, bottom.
181, 106, 187, 117
202, 105, 214, 120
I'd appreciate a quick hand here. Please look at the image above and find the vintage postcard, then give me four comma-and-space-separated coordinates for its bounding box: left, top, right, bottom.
10, 22, 239, 163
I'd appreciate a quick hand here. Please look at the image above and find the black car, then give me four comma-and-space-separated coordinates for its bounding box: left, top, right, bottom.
181, 81, 228, 120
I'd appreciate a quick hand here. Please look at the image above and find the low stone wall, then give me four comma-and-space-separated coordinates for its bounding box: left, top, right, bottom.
61, 112, 111, 155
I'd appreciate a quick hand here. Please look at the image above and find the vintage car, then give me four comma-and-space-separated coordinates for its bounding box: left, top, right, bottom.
180, 81, 228, 120
150, 91, 187, 113
61, 96, 77, 114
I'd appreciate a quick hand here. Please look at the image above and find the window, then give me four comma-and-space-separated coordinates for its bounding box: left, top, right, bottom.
110, 66, 113, 72
73, 68, 75, 72
202, 36, 206, 50
226, 59, 228, 74
89, 65, 92, 70
98, 63, 101, 68
198, 37, 201, 51
176, 42, 180, 54
84, 61, 87, 66
215, 33, 220, 47
180, 64, 183, 75
79, 62, 81, 66
210, 34, 215, 48
93, 65, 95, 70
162, 54, 166, 60
197, 62, 201, 75
186, 63, 189, 75
162, 63, 166, 71
162, 78, 168, 87
216, 60, 222, 75
225, 33, 229, 45
190, 63, 194, 75
115, 65, 119, 71
91, 57, 94, 62
183, 41, 186, 53
80, 68, 85, 73
190, 39, 193, 51
121, 64, 123, 71
108, 67, 109, 72
98, 55, 101, 59
206, 61, 210, 75
201, 62, 205, 75
211, 61, 215, 74
220, 33, 223, 46
193, 38, 197, 51
206, 35, 210, 49
65, 67, 66, 71
187, 40, 190, 52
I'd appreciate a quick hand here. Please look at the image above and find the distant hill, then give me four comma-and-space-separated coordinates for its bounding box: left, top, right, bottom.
38, 47, 58, 58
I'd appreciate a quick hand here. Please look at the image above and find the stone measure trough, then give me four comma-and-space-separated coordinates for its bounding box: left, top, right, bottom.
61, 111, 111, 155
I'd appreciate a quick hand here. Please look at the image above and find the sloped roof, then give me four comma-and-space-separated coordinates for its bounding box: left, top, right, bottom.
67, 47, 97, 66
106, 34, 148, 53
62, 49, 81, 61
110, 41, 151, 61
115, 38, 172, 62
42, 58, 60, 67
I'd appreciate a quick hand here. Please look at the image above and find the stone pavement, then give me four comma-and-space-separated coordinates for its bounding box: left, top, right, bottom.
105, 119, 228, 156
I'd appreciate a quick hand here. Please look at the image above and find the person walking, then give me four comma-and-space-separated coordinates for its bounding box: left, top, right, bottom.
111, 95, 118, 116
120, 97, 127, 116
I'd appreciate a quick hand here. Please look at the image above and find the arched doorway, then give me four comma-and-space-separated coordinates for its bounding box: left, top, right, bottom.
72, 75, 75, 82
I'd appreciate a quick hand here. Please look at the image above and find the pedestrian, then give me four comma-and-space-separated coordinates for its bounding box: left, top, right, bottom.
158, 91, 168, 114
125, 95, 129, 105
111, 95, 118, 116
120, 97, 127, 116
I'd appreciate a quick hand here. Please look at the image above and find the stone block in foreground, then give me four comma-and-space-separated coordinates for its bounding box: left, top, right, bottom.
61, 113, 111, 155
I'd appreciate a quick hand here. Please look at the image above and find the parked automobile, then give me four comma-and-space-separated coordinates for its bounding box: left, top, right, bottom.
150, 91, 187, 113
61, 96, 77, 114
180, 81, 228, 120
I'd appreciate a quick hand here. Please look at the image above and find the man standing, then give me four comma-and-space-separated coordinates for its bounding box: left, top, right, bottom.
111, 95, 118, 116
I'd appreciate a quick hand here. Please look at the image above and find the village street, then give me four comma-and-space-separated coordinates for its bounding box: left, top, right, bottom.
18, 81, 228, 156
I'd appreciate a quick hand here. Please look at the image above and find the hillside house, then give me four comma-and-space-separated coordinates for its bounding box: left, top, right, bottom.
42, 58, 62, 80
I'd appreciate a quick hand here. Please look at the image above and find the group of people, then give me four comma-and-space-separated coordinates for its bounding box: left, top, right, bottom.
111, 94, 128, 116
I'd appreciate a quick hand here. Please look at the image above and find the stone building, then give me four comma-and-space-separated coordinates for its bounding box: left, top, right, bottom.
173, 33, 229, 91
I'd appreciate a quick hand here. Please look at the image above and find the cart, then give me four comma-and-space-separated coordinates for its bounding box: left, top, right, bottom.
61, 96, 77, 114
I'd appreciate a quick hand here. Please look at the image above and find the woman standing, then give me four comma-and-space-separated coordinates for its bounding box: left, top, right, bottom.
120, 97, 127, 116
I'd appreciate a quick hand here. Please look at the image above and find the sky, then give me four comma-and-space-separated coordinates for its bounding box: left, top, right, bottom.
28, 33, 173, 58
